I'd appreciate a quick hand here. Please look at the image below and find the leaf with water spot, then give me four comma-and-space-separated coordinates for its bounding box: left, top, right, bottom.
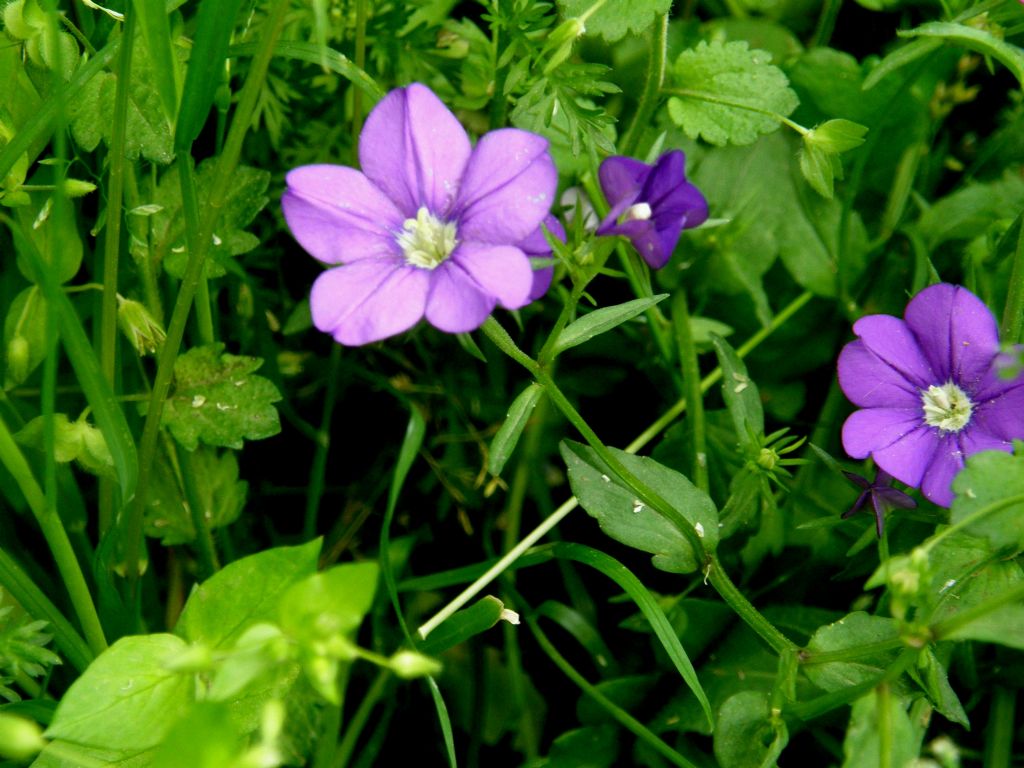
159, 344, 281, 450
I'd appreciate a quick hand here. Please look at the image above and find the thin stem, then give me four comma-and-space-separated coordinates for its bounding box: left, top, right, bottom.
983, 687, 1016, 768
620, 13, 668, 156
304, 334, 343, 540
178, 155, 215, 346
672, 291, 708, 493
877, 682, 893, 768
124, 0, 291, 593
333, 668, 390, 768
174, 441, 221, 578
0, 417, 107, 656
527, 615, 698, 768
1000, 212, 1024, 343
706, 554, 797, 654
921, 494, 1024, 555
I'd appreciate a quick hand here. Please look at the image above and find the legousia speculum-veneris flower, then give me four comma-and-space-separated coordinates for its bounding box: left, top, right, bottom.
838, 283, 1024, 507
282, 83, 557, 346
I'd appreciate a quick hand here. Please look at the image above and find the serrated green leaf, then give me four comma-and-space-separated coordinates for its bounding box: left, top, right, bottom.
67, 27, 174, 164
177, 539, 321, 649
44, 635, 192, 750
556, 0, 671, 43
560, 440, 718, 573
488, 383, 543, 477
144, 447, 247, 545
668, 40, 798, 146
161, 344, 281, 451
152, 160, 270, 279
554, 295, 668, 354
950, 449, 1024, 551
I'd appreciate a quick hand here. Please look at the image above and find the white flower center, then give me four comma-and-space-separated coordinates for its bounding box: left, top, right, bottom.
623, 202, 652, 222
921, 381, 974, 433
396, 207, 458, 270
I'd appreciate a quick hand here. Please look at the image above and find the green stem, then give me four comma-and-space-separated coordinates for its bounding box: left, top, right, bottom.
787, 648, 917, 721
333, 668, 390, 768
124, 0, 291, 593
304, 332, 342, 541
983, 686, 1016, 768
0, 547, 92, 672
706, 554, 797, 654
799, 637, 903, 666
1000, 211, 1024, 343
877, 682, 893, 768
620, 13, 668, 156
0, 417, 107, 656
313, 702, 343, 768
174, 441, 221, 579
177, 155, 215, 346
352, 0, 367, 142
527, 615, 698, 768
661, 88, 809, 136
810, 0, 842, 48
672, 291, 708, 493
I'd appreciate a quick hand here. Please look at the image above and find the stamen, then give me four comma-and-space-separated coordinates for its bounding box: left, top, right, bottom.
396, 207, 458, 269
921, 382, 974, 433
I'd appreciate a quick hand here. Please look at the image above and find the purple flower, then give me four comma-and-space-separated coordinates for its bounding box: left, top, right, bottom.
841, 469, 917, 538
596, 150, 708, 269
838, 284, 1024, 507
282, 83, 557, 345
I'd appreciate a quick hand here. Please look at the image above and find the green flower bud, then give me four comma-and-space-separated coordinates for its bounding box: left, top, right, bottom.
117, 296, 166, 355
388, 650, 442, 679
0, 713, 45, 760
61, 178, 97, 198
6, 335, 30, 386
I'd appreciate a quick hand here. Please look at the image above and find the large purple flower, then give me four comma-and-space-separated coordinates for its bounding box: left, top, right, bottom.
596, 150, 708, 269
282, 83, 557, 345
838, 283, 1024, 507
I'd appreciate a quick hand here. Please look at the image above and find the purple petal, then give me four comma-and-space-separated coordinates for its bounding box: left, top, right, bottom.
518, 214, 566, 256
425, 263, 496, 333
972, 381, 1024, 440
875, 486, 918, 510
455, 129, 557, 245
842, 407, 923, 459
450, 243, 533, 310
842, 470, 873, 490
644, 151, 707, 228
359, 83, 471, 217
837, 337, 924, 409
920, 433, 966, 507
904, 283, 1000, 388
282, 166, 403, 265
849, 314, 934, 391
871, 425, 938, 489
310, 260, 429, 346
528, 263, 554, 301
596, 156, 650, 230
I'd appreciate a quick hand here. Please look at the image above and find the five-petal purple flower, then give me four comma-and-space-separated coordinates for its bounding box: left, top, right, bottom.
282, 83, 557, 345
596, 150, 708, 269
838, 283, 1024, 507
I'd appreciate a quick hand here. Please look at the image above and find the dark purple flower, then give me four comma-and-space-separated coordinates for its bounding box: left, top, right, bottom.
517, 214, 565, 301
838, 283, 1024, 507
841, 469, 917, 538
282, 83, 557, 345
596, 150, 708, 269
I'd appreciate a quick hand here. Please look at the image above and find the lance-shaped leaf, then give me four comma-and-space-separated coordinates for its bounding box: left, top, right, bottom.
554, 295, 668, 354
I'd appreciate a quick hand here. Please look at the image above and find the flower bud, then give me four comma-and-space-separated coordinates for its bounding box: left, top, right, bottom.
388, 650, 442, 679
117, 297, 166, 355
5, 335, 31, 386
0, 713, 45, 760
61, 178, 97, 198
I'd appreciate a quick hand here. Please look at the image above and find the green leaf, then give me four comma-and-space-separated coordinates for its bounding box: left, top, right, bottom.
160, 344, 282, 451
944, 605, 1024, 650
668, 40, 798, 146
144, 447, 247, 545
899, 21, 1024, 89
841, 693, 919, 768
798, 142, 842, 199
67, 26, 174, 164
174, 0, 246, 151
130, 0, 179, 125
714, 691, 787, 768
556, 0, 671, 43
916, 172, 1024, 250
13, 192, 83, 286
177, 539, 321, 649
418, 596, 507, 656
950, 449, 1024, 552
44, 634, 192, 750
806, 119, 868, 154
153, 160, 270, 279
803, 612, 900, 693
151, 702, 243, 768
560, 441, 718, 574
554, 295, 668, 354
546, 725, 618, 767
908, 647, 968, 727
709, 333, 764, 448
862, 38, 944, 91
488, 383, 543, 477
